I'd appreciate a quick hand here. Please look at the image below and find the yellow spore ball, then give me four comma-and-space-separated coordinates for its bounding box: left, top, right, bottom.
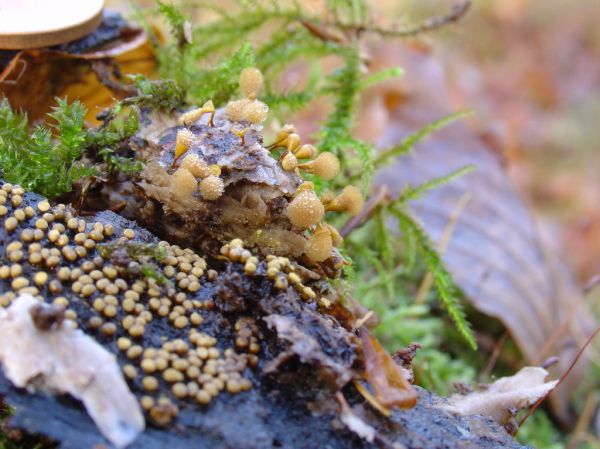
326, 185, 364, 216
243, 100, 269, 124
294, 144, 317, 159
170, 168, 197, 200
299, 152, 340, 180
227, 99, 251, 122
199, 175, 225, 201
286, 190, 324, 229
239, 67, 264, 99
181, 153, 210, 178
305, 228, 333, 262
281, 152, 298, 172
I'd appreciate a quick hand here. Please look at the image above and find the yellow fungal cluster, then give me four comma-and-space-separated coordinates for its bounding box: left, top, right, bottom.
226, 67, 269, 124
135, 67, 365, 268
169, 152, 224, 202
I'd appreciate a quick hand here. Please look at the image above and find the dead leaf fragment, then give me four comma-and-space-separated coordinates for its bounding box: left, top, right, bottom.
441, 366, 558, 425
370, 43, 595, 423
359, 327, 417, 409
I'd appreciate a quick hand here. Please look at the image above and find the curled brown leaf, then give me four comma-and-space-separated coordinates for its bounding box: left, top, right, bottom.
359, 327, 418, 410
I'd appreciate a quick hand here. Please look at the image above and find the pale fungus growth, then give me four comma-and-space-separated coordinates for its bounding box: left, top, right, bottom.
243, 100, 269, 124
227, 98, 269, 124
284, 133, 301, 152
305, 226, 333, 262
267, 124, 297, 149
294, 143, 317, 159
173, 128, 194, 162
169, 168, 197, 201
298, 152, 340, 180
181, 153, 211, 178
325, 185, 364, 216
239, 67, 264, 99
199, 175, 225, 201
281, 151, 298, 172
286, 189, 324, 229
323, 222, 343, 246
226, 99, 251, 122
179, 100, 215, 127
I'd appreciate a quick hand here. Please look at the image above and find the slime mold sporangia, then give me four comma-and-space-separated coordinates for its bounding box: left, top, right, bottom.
128, 67, 363, 268
0, 67, 425, 449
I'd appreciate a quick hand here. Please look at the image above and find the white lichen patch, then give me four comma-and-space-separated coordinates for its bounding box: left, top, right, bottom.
0, 294, 145, 448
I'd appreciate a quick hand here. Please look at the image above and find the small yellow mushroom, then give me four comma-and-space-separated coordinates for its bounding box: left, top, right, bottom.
199, 175, 225, 201
324, 185, 364, 216
284, 133, 301, 152
208, 164, 222, 177
170, 168, 197, 200
180, 100, 215, 127
280, 152, 298, 172
231, 127, 249, 144
239, 67, 264, 100
305, 224, 333, 262
298, 152, 340, 180
181, 153, 211, 178
294, 144, 317, 159
286, 189, 324, 229
267, 124, 296, 149
173, 128, 193, 163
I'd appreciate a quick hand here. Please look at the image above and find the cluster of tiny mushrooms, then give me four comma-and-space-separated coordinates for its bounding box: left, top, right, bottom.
0, 68, 364, 426
169, 67, 364, 263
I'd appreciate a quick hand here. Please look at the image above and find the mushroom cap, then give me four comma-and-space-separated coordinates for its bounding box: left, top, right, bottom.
286, 190, 324, 229
199, 175, 225, 201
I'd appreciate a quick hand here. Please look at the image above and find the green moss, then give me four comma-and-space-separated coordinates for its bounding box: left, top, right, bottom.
0, 98, 95, 198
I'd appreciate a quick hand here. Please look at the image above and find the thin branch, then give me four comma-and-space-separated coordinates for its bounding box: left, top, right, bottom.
308, 1, 471, 40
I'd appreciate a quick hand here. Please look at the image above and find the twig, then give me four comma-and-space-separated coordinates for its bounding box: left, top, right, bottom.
414, 192, 471, 304
330, 1, 471, 39
480, 332, 507, 380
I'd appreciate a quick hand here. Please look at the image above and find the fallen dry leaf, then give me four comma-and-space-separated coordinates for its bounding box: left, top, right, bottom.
368, 43, 595, 425
359, 327, 418, 410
